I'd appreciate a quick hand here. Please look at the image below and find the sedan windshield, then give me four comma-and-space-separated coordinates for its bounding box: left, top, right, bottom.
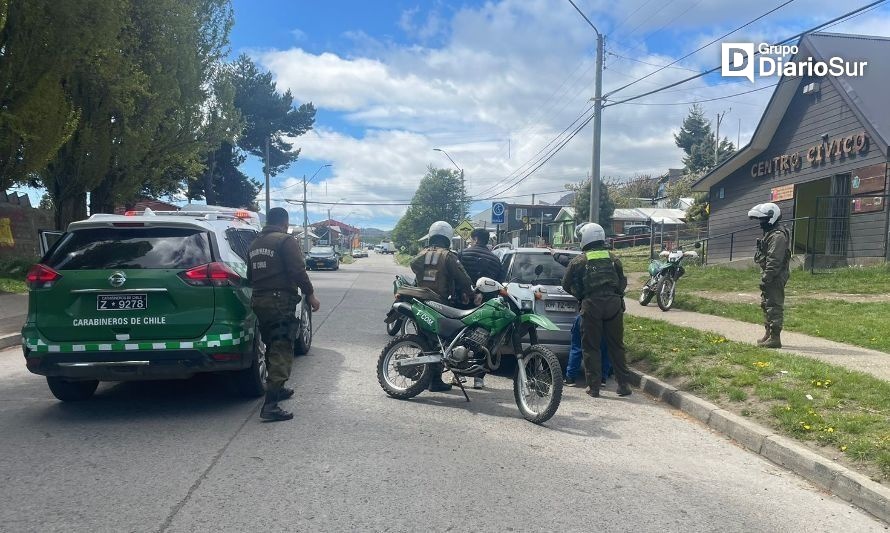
309, 247, 334, 256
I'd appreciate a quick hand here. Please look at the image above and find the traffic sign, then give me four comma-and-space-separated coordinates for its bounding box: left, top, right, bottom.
455, 219, 474, 240
491, 202, 506, 224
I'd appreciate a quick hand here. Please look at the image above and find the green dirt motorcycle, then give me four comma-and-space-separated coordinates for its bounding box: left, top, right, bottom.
639, 248, 698, 311
385, 274, 417, 336
379, 276, 564, 424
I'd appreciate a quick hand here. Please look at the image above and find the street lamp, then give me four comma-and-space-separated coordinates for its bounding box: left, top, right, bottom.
302, 164, 331, 252
433, 148, 465, 222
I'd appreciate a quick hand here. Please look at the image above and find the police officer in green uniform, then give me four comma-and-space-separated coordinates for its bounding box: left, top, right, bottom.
561, 223, 633, 398
248, 207, 321, 421
410, 221, 474, 392
748, 202, 791, 349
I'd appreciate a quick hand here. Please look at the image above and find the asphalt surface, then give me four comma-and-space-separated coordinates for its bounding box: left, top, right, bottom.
0, 252, 884, 532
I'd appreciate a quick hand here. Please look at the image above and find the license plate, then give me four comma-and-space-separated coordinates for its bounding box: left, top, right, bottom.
97, 293, 147, 311
545, 301, 576, 313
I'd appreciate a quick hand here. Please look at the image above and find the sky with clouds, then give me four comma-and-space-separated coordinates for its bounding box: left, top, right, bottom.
11, 0, 890, 230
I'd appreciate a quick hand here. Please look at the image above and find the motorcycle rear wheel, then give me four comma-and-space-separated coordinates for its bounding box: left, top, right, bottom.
377, 334, 433, 399
386, 318, 403, 336
656, 276, 676, 311
513, 345, 563, 424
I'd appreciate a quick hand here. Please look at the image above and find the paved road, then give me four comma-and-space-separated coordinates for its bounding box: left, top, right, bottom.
0, 253, 883, 532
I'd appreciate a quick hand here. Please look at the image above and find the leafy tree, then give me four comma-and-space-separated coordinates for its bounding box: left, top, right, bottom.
0, 0, 108, 194
190, 55, 316, 207
606, 174, 660, 208
686, 193, 710, 222
391, 166, 469, 254
674, 104, 735, 174
569, 178, 614, 231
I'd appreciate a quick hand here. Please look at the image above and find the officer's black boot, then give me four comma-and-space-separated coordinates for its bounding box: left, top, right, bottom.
617, 382, 632, 396
260, 391, 294, 422
757, 323, 770, 344
760, 326, 782, 349
428, 363, 452, 392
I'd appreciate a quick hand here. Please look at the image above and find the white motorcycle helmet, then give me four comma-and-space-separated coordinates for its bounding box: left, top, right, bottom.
577, 222, 606, 249
428, 220, 453, 247
474, 277, 503, 294
747, 203, 781, 225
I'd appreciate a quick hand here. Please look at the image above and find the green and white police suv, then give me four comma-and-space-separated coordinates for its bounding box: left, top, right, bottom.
21, 207, 310, 402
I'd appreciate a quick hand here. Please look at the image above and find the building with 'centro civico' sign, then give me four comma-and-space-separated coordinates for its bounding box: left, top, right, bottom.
694, 32, 890, 267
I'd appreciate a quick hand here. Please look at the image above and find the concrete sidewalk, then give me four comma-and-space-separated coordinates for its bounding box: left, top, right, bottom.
624, 295, 890, 382
0, 292, 26, 349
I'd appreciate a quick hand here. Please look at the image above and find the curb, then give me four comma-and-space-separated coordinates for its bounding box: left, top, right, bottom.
0, 333, 21, 351
629, 369, 890, 524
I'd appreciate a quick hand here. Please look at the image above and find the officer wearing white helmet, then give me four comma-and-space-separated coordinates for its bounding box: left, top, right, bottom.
748, 202, 791, 348
410, 220, 474, 392
560, 222, 633, 398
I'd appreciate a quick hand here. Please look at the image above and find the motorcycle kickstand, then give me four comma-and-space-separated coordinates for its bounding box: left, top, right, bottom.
452, 374, 471, 402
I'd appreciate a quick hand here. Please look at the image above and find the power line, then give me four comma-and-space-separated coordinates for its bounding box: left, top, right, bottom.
605, 0, 796, 97
606, 51, 701, 73
624, 0, 676, 37
615, 83, 778, 105
604, 0, 887, 108
470, 103, 594, 198
609, 0, 656, 36
275, 189, 572, 207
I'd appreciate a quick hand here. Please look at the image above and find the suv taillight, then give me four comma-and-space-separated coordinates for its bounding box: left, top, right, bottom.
179, 262, 242, 287
25, 264, 61, 289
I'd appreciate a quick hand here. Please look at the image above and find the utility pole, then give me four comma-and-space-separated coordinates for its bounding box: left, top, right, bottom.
588, 31, 604, 224
302, 175, 309, 252
567, 0, 604, 225
714, 109, 730, 165
264, 136, 271, 214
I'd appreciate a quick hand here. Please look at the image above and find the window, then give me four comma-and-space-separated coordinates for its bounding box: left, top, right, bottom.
46, 227, 211, 270
225, 229, 258, 262
718, 187, 725, 199
515, 208, 527, 220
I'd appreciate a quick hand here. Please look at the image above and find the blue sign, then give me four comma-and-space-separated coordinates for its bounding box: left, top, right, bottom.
491, 202, 506, 224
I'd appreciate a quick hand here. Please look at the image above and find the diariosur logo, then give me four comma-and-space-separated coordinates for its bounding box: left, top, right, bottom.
721, 43, 868, 82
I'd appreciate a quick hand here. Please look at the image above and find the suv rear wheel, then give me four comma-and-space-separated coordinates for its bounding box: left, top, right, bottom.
46, 377, 99, 402
235, 326, 267, 397
295, 302, 313, 355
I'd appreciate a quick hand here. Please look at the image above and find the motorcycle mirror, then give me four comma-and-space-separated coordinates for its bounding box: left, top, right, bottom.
694, 241, 702, 249
534, 264, 544, 277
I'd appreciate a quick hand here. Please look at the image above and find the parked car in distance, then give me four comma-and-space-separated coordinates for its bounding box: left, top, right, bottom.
609, 225, 652, 249
307, 246, 340, 270
492, 246, 580, 360
352, 248, 367, 258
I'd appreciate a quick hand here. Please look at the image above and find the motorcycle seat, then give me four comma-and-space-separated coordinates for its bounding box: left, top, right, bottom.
426, 300, 476, 319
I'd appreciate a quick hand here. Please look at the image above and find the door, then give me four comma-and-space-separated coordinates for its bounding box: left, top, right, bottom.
38, 230, 64, 257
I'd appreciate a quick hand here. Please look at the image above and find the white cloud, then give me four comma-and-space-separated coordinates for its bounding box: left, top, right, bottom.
254, 1, 890, 228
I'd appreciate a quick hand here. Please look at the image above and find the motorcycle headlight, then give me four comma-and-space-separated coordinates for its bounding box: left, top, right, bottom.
520, 299, 533, 311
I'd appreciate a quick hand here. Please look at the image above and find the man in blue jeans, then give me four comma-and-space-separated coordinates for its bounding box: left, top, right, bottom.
565, 314, 611, 386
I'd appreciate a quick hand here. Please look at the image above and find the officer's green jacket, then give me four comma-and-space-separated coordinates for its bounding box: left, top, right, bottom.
754, 226, 791, 283
247, 224, 314, 296
410, 246, 473, 302
561, 248, 627, 301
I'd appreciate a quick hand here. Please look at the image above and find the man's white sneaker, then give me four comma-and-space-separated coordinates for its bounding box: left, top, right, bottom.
473, 377, 485, 389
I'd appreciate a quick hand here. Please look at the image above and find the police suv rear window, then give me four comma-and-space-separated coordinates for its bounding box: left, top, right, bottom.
46, 227, 212, 270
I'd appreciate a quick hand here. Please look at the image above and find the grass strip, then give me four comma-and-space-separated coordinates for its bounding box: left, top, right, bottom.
0, 258, 33, 294
626, 315, 890, 481
677, 264, 890, 295
671, 293, 890, 354
395, 253, 412, 267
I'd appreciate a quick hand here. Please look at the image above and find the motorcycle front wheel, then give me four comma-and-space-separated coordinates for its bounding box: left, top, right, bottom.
514, 345, 563, 424
656, 276, 676, 311
639, 284, 655, 306
377, 334, 433, 399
